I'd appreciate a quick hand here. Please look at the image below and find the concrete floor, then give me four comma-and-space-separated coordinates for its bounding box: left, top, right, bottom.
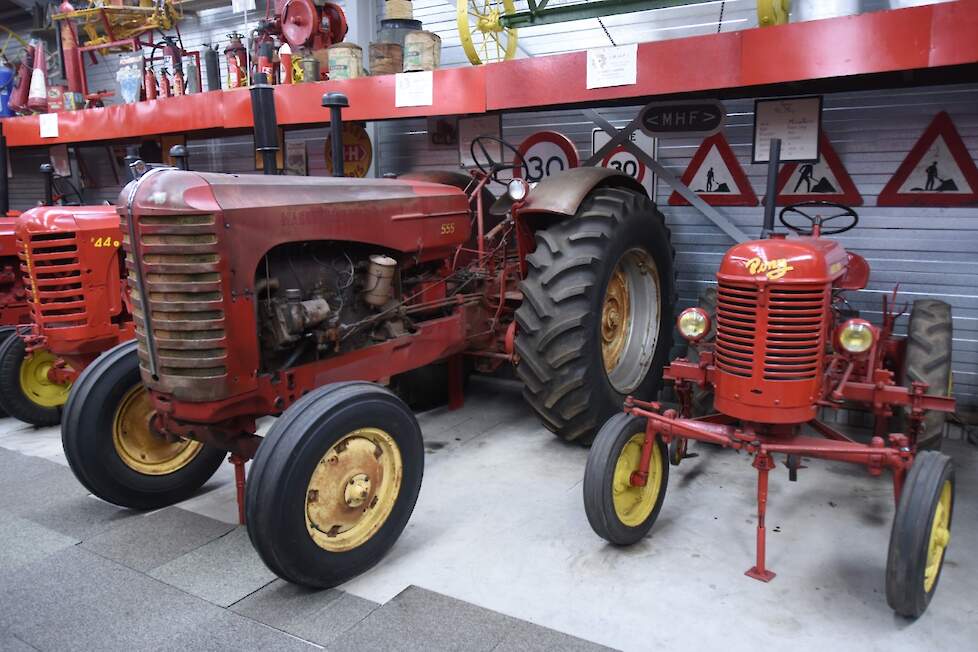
1, 376, 976, 651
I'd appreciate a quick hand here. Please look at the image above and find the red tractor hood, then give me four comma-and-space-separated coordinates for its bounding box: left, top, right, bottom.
16, 205, 121, 238
0, 216, 18, 257
718, 235, 850, 285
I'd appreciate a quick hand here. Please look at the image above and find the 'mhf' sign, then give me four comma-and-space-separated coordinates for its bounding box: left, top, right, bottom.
638, 100, 725, 138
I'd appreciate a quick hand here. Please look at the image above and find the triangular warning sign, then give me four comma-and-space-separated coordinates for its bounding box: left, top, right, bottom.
669, 133, 758, 206
878, 112, 978, 207
773, 133, 862, 206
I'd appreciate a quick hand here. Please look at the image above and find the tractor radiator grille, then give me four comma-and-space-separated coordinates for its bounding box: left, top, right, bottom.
715, 282, 827, 381
126, 213, 228, 381
715, 282, 758, 378
18, 231, 86, 329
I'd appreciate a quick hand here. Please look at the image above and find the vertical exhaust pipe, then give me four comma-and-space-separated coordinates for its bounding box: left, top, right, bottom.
322, 92, 349, 178
169, 145, 189, 170
0, 123, 9, 215
40, 163, 54, 206
761, 137, 781, 238
250, 73, 279, 175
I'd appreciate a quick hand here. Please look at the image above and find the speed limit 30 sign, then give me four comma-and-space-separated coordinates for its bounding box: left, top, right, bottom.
592, 128, 657, 199
514, 131, 580, 182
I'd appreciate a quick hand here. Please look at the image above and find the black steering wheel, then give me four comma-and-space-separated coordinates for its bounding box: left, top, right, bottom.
470, 135, 524, 183
779, 201, 859, 236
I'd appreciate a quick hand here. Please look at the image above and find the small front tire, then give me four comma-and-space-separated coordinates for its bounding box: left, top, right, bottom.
0, 335, 71, 426
584, 412, 669, 545
246, 382, 424, 588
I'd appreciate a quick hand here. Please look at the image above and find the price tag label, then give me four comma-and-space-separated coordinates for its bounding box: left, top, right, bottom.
395, 71, 433, 108
514, 131, 579, 182
586, 43, 638, 90
39, 113, 59, 139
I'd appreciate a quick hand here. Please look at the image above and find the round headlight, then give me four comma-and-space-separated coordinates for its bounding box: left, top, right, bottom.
677, 307, 711, 342
507, 178, 528, 202
837, 319, 874, 354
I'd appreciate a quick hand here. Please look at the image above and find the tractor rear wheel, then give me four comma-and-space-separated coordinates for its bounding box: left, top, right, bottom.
246, 382, 424, 588
61, 341, 225, 509
515, 188, 675, 444
0, 326, 16, 417
584, 412, 669, 545
0, 334, 71, 426
886, 450, 954, 618
898, 300, 953, 450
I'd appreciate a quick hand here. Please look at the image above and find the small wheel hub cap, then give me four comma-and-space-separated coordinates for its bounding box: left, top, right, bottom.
19, 348, 72, 408
344, 473, 372, 508
112, 385, 202, 475
612, 433, 663, 527
923, 479, 953, 592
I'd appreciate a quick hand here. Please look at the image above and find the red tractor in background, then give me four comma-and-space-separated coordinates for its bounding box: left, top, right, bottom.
62, 89, 677, 589
583, 139, 956, 618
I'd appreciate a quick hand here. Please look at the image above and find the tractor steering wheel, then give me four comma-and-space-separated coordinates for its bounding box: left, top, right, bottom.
470, 135, 524, 183
779, 201, 859, 236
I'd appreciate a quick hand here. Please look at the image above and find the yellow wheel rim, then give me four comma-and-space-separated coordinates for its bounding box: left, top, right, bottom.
457, 0, 518, 66
923, 479, 952, 592
112, 385, 203, 475
18, 348, 72, 408
613, 433, 663, 527
602, 266, 630, 375
306, 428, 403, 553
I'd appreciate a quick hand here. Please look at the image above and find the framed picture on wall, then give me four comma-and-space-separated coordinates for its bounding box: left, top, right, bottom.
752, 96, 823, 164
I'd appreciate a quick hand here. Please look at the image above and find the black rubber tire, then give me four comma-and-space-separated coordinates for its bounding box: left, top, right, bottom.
898, 300, 953, 450
61, 340, 226, 509
886, 450, 954, 618
687, 285, 717, 417
584, 412, 669, 545
246, 381, 424, 588
0, 334, 65, 427
0, 326, 17, 418
515, 188, 676, 444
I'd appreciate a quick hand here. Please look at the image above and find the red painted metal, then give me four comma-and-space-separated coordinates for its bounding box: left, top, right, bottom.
229, 453, 247, 525
0, 216, 31, 326
745, 453, 776, 582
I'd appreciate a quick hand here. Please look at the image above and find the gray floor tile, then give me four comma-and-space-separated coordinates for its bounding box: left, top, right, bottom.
82, 506, 234, 572
328, 586, 512, 652
158, 610, 319, 652
232, 580, 377, 646
0, 546, 223, 651
0, 510, 78, 573
493, 619, 615, 652
21, 493, 139, 541
148, 526, 276, 607
0, 630, 37, 651
0, 459, 89, 516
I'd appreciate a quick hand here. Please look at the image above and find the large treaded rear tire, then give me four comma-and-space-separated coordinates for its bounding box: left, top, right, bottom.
898, 300, 953, 450
515, 187, 676, 444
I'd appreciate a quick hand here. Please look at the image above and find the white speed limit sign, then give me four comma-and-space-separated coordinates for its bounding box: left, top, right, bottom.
592, 128, 657, 199
602, 145, 647, 184
514, 131, 580, 182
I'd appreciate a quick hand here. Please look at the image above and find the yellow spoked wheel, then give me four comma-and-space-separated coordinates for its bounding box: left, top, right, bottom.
19, 348, 72, 408
457, 0, 518, 66
305, 428, 403, 553
112, 385, 203, 476
886, 450, 955, 618
584, 413, 669, 545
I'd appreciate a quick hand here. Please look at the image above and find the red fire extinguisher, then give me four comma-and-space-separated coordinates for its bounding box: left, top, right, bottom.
256, 41, 274, 85
162, 36, 185, 96
158, 66, 171, 98
279, 43, 293, 85
225, 33, 247, 88
58, 1, 84, 95
143, 63, 157, 101
9, 44, 33, 113
26, 40, 48, 113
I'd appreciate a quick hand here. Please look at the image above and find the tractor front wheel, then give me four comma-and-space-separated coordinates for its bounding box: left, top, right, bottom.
0, 326, 17, 417
584, 412, 669, 545
886, 450, 954, 618
61, 341, 225, 509
246, 382, 424, 588
898, 299, 953, 450
0, 334, 72, 426
516, 187, 675, 444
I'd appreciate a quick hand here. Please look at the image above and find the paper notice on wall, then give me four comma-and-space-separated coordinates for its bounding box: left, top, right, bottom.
395, 71, 433, 107
586, 44, 638, 90
39, 113, 59, 139
231, 0, 255, 13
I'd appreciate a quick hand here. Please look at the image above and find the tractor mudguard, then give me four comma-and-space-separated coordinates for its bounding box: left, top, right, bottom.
519, 167, 647, 218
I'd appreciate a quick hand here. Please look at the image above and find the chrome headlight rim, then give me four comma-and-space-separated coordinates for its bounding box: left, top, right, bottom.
677, 307, 711, 343
507, 178, 529, 202
837, 318, 875, 354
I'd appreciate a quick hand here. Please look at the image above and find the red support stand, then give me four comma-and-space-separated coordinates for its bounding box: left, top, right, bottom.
745, 452, 777, 582
447, 354, 464, 411
229, 453, 247, 525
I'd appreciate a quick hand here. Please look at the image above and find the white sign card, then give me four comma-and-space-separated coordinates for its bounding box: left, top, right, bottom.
592, 128, 657, 200
753, 96, 822, 163
458, 114, 502, 169
586, 43, 638, 90
39, 113, 59, 139
231, 0, 256, 13
395, 71, 433, 108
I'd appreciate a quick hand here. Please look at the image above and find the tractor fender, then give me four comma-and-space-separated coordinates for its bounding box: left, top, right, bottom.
519, 167, 647, 218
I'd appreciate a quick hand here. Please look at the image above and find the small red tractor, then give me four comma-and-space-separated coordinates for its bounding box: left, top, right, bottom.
62, 90, 677, 588
584, 186, 956, 617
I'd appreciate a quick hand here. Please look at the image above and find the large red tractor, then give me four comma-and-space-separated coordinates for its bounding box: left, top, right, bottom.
584, 186, 956, 617
62, 91, 677, 588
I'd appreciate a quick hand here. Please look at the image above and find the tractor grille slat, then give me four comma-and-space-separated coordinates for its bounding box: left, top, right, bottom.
17, 232, 87, 330
715, 282, 827, 381
126, 214, 228, 380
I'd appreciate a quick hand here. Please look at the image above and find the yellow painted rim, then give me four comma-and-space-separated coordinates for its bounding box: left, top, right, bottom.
18, 348, 72, 408
602, 266, 630, 375
306, 428, 403, 553
457, 0, 518, 66
923, 479, 952, 592
613, 433, 663, 527
112, 385, 203, 475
